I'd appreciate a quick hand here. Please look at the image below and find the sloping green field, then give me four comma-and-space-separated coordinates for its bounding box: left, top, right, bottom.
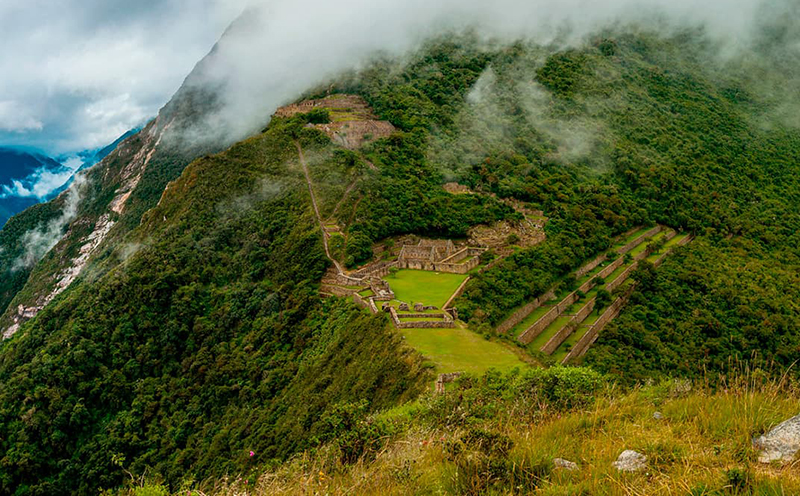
401, 325, 526, 374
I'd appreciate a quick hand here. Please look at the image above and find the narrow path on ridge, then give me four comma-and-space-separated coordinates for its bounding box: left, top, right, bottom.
295, 140, 346, 275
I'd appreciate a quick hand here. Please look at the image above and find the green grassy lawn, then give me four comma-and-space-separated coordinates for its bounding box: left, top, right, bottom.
617, 225, 656, 247
401, 325, 526, 374
627, 230, 665, 258
384, 270, 468, 308
552, 311, 602, 362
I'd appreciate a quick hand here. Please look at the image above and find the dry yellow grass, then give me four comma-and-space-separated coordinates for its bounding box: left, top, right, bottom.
119, 373, 800, 496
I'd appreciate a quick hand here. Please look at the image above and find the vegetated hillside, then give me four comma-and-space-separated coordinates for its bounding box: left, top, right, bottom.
446, 32, 800, 375
0, 22, 799, 496
128, 368, 799, 495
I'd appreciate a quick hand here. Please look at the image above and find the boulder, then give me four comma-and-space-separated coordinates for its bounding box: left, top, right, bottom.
612, 450, 647, 472
553, 458, 579, 471
753, 413, 800, 464
414, 303, 424, 312
398, 302, 410, 312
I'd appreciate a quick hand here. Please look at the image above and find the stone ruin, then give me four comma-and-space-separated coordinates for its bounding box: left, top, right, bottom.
435, 372, 463, 394
273, 94, 396, 150
397, 239, 485, 274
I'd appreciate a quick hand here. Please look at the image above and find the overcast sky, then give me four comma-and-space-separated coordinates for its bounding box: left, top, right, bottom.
0, 0, 246, 155
0, 0, 781, 158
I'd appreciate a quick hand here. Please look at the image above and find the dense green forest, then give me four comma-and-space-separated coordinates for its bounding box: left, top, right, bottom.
0, 24, 799, 495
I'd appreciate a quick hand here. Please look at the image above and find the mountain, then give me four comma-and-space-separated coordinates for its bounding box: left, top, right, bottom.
1, 16, 799, 496
0, 148, 69, 227
0, 131, 140, 228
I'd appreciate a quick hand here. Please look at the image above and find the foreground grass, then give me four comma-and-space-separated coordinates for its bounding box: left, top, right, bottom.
120, 369, 800, 496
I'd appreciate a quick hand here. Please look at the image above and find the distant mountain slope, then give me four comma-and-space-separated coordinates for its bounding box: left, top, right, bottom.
0, 148, 68, 226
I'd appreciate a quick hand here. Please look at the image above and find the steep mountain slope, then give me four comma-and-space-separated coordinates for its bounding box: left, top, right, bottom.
0, 42, 236, 339
0, 22, 799, 496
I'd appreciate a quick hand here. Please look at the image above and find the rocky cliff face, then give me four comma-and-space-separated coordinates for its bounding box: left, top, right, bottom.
0, 35, 244, 339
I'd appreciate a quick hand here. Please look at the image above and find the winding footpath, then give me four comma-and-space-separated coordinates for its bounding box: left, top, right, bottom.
295, 140, 346, 275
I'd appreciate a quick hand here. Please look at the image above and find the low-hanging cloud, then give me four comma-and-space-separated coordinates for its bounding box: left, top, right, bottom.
186, 0, 789, 148
0, 0, 248, 154
13, 173, 88, 271
2, 0, 795, 157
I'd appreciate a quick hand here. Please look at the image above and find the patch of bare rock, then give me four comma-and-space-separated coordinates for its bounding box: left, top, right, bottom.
753, 413, 800, 464
612, 450, 647, 472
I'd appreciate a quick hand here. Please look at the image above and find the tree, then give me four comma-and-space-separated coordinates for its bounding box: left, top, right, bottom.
594, 289, 612, 314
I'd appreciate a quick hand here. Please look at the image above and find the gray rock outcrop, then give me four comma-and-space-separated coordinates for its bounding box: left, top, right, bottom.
612, 450, 647, 472
553, 458, 579, 471
753, 414, 800, 464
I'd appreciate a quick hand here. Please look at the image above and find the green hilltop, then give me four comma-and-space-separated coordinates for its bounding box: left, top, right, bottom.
0, 25, 799, 496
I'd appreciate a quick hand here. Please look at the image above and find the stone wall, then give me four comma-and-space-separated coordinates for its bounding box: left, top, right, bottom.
496, 290, 556, 334
352, 260, 397, 279
597, 256, 626, 280
321, 284, 359, 297
389, 307, 455, 329
617, 225, 663, 255
541, 297, 596, 354
443, 276, 473, 310
398, 255, 481, 274
518, 291, 580, 344
562, 285, 635, 363
352, 293, 369, 310
575, 254, 607, 278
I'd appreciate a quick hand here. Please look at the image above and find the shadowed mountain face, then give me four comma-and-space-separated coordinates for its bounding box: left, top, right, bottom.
0, 131, 140, 228
0, 148, 68, 227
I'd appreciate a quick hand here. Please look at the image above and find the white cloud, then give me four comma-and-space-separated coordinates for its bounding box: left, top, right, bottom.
0, 0, 247, 154
0, 0, 792, 156
0, 101, 44, 132
0, 165, 75, 199
185, 0, 781, 148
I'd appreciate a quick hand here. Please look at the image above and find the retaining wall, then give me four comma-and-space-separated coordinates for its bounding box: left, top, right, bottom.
518, 291, 580, 344
562, 284, 636, 363
597, 256, 626, 281
443, 276, 473, 310
321, 284, 359, 297
541, 297, 596, 354
617, 225, 663, 255
496, 290, 556, 334
397, 320, 455, 329
352, 293, 369, 310
575, 254, 607, 278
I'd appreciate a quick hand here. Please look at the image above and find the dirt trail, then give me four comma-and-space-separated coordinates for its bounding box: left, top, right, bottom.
295, 140, 345, 275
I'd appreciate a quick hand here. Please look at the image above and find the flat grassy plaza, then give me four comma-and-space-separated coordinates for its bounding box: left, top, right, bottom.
383, 269, 468, 308
382, 269, 525, 373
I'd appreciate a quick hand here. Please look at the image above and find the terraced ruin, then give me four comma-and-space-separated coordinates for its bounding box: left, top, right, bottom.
497, 225, 692, 362
287, 96, 690, 373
